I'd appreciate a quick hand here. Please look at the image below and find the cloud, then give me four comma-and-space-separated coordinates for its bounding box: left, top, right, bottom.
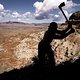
33, 0, 79, 20
15, 12, 33, 23
0, 4, 4, 11
12, 11, 21, 18
0, 1, 79, 23
53, 10, 72, 23
22, 12, 32, 18
0, 10, 32, 22
0, 10, 20, 21
64, 0, 80, 9
0, 3, 34, 22
33, 0, 67, 19
0, 4, 33, 22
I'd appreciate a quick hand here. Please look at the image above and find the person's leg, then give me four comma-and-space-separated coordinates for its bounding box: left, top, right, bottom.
38, 43, 45, 64
38, 50, 45, 63
47, 46, 55, 66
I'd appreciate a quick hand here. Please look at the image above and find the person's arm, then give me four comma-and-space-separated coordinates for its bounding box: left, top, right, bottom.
57, 24, 72, 35
54, 28, 75, 39
63, 24, 72, 33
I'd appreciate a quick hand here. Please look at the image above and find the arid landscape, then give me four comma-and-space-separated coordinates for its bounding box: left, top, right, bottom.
0, 22, 80, 74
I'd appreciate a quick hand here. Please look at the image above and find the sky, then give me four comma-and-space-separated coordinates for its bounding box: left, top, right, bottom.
0, 0, 80, 23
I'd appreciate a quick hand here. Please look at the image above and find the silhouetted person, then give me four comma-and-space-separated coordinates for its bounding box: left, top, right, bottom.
38, 22, 75, 66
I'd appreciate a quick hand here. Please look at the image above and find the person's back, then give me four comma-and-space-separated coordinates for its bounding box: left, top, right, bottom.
42, 22, 58, 44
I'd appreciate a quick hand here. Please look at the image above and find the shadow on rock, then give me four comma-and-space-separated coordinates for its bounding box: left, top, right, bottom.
0, 58, 80, 80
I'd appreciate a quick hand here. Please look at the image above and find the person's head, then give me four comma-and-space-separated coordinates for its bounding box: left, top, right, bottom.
48, 22, 58, 31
